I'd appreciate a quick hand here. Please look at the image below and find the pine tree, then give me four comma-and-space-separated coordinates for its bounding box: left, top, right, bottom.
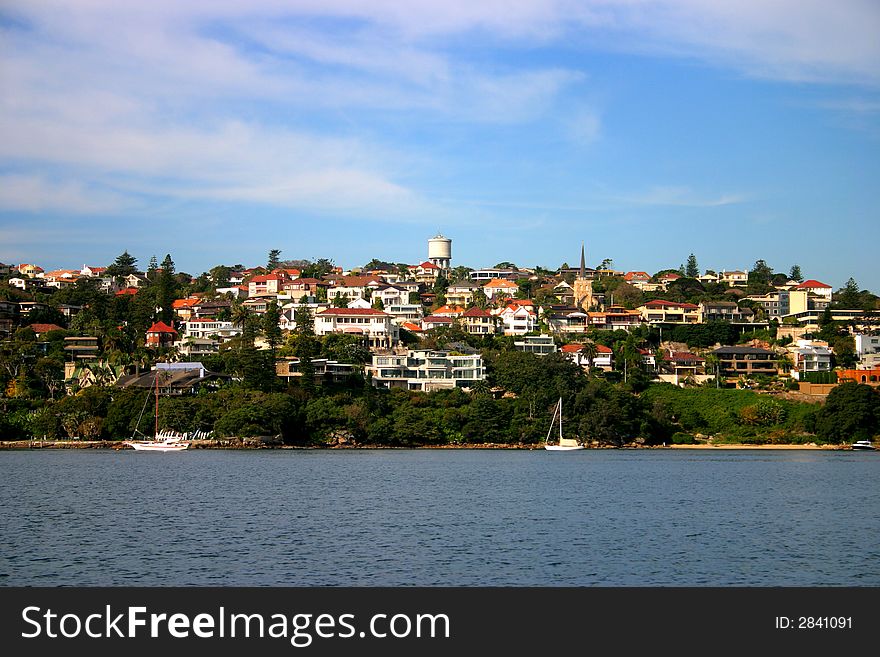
106, 250, 138, 278
788, 264, 803, 282
262, 301, 282, 356
686, 254, 699, 279
267, 249, 282, 272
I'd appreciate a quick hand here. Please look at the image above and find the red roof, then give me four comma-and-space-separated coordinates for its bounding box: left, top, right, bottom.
172, 298, 200, 308
317, 308, 387, 316
797, 279, 831, 289
416, 261, 439, 270
115, 287, 139, 296
146, 321, 178, 335
484, 279, 518, 288
561, 343, 612, 354
669, 351, 704, 362
659, 272, 681, 280
401, 322, 424, 332
249, 274, 284, 283
624, 271, 650, 281
288, 277, 325, 286
422, 315, 454, 323
643, 300, 699, 309
461, 307, 491, 318
29, 323, 64, 334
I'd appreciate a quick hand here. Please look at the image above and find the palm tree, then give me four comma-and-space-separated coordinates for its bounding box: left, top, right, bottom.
579, 341, 599, 376
230, 301, 251, 330
704, 353, 721, 388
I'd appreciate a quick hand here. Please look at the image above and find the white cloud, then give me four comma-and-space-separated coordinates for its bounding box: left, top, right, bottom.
0, 175, 126, 214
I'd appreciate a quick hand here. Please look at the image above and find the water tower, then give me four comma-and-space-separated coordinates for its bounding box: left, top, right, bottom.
428, 233, 452, 270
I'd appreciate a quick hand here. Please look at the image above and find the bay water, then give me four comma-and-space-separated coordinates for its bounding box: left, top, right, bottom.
1, 449, 878, 586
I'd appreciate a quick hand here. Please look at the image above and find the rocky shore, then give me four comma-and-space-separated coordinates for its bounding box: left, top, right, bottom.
0, 439, 850, 450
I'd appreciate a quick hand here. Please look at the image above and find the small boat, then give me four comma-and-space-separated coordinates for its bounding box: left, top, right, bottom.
543, 397, 584, 451
123, 369, 189, 452
124, 435, 190, 452
851, 440, 876, 451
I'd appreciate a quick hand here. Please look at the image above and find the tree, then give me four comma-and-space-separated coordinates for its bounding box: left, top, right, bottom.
262, 301, 283, 356
155, 254, 178, 323
788, 264, 803, 282
596, 258, 613, 271
834, 278, 863, 309
685, 254, 699, 279
292, 306, 320, 391
105, 250, 138, 278
267, 249, 282, 272
579, 342, 598, 377
209, 265, 232, 288
147, 255, 159, 281
332, 292, 349, 308
748, 259, 773, 287
815, 383, 880, 443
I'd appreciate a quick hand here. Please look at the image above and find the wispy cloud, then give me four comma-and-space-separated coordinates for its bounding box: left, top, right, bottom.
0, 175, 127, 214
617, 186, 746, 208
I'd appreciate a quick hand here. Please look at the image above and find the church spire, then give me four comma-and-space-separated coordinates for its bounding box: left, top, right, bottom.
579, 242, 585, 278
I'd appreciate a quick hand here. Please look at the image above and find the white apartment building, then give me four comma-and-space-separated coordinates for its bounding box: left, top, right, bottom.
369, 349, 485, 391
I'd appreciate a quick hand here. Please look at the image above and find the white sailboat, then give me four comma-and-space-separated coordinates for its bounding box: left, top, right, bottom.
544, 397, 584, 451
123, 371, 189, 452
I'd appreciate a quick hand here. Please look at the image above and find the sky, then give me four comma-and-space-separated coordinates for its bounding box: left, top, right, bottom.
1, 1, 878, 291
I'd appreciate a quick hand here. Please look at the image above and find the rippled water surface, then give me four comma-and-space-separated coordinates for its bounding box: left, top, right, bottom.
1, 449, 878, 586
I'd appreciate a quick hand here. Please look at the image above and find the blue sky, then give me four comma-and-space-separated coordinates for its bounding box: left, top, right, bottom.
1, 1, 878, 291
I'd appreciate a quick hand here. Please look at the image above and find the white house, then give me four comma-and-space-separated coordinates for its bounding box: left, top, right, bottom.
855, 334, 880, 369
795, 279, 833, 301
560, 343, 614, 370
496, 303, 537, 335
787, 339, 832, 380
315, 307, 399, 349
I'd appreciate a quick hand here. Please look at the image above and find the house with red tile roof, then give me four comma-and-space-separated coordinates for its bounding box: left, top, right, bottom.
796, 279, 833, 300
409, 261, 442, 285
28, 323, 65, 337
146, 321, 178, 348
115, 287, 139, 297
460, 307, 495, 335
496, 303, 537, 335
483, 278, 519, 301
432, 304, 466, 317
248, 273, 290, 298
315, 307, 399, 349
560, 343, 614, 370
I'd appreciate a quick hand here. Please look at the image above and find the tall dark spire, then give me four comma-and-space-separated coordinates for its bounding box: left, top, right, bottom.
579, 242, 585, 278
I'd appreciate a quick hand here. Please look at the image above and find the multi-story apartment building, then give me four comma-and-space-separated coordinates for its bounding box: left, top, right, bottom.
699, 301, 754, 323
368, 349, 485, 391
638, 300, 700, 324
711, 346, 778, 379
514, 334, 556, 356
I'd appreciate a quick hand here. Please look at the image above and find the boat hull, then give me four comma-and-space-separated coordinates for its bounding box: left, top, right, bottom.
544, 445, 585, 451
851, 443, 875, 451
124, 441, 189, 452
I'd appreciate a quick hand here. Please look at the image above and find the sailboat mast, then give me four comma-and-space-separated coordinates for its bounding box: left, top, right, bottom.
559, 397, 563, 442
154, 371, 159, 438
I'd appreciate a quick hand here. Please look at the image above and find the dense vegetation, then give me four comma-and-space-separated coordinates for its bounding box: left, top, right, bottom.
1, 252, 878, 446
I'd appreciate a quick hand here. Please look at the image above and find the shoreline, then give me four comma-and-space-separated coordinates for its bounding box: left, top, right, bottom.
0, 439, 852, 451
